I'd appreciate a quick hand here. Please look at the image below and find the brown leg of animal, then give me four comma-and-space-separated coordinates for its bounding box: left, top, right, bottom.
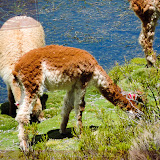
77, 98, 85, 133
74, 79, 88, 133
140, 16, 158, 67
8, 86, 17, 117
74, 88, 86, 134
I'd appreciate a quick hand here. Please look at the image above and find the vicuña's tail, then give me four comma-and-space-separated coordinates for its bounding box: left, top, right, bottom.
93, 65, 143, 117
12, 70, 21, 90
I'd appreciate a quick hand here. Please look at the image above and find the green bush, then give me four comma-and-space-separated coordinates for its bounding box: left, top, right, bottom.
78, 108, 137, 159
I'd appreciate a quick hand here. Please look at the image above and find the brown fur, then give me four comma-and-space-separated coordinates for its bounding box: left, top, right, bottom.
95, 65, 138, 112
13, 45, 97, 96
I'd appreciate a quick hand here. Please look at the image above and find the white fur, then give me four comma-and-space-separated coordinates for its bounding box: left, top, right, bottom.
0, 16, 45, 116
42, 62, 76, 91
92, 67, 109, 89
42, 62, 87, 130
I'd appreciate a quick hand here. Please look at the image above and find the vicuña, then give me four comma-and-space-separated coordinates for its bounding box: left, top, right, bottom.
0, 16, 45, 120
12, 45, 143, 151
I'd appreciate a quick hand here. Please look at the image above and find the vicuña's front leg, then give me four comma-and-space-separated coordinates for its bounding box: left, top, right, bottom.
77, 98, 85, 133
60, 88, 75, 134
18, 122, 29, 151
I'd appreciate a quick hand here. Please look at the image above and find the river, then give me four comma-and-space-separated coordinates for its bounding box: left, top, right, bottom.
0, 0, 160, 103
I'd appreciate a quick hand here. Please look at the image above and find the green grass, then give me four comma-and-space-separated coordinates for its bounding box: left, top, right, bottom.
0, 115, 19, 150
0, 57, 160, 159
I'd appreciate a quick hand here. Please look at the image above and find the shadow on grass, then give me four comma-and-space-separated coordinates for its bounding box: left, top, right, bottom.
35, 128, 74, 142
35, 125, 99, 143
0, 93, 48, 117
0, 102, 10, 115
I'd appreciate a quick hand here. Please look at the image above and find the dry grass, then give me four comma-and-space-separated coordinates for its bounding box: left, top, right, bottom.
129, 122, 160, 160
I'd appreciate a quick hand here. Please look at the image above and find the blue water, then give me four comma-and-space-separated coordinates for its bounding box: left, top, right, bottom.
0, 0, 160, 103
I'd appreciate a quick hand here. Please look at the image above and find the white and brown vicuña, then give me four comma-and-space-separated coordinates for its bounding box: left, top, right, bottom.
0, 16, 45, 119
129, 0, 160, 67
12, 45, 143, 151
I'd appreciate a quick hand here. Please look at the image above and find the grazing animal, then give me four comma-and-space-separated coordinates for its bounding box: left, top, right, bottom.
12, 45, 143, 151
128, 0, 160, 67
0, 16, 45, 120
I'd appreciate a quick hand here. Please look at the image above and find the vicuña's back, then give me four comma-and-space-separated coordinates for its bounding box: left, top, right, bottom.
13, 45, 143, 151
14, 45, 97, 89
0, 16, 45, 79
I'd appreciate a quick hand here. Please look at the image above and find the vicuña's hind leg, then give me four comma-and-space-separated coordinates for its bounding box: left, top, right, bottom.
10, 81, 45, 122
15, 95, 37, 151
60, 87, 75, 134
74, 87, 86, 133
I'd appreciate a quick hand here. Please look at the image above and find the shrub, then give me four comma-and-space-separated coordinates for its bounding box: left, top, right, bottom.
78, 108, 137, 159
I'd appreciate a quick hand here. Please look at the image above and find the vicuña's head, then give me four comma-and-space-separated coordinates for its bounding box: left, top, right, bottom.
120, 91, 145, 118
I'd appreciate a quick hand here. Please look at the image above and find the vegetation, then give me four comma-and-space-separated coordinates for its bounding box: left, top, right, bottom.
0, 57, 160, 159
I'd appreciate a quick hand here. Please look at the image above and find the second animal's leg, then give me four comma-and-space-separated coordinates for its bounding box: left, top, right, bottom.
139, 16, 158, 67
30, 98, 45, 123
130, 0, 159, 67
7, 85, 17, 117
